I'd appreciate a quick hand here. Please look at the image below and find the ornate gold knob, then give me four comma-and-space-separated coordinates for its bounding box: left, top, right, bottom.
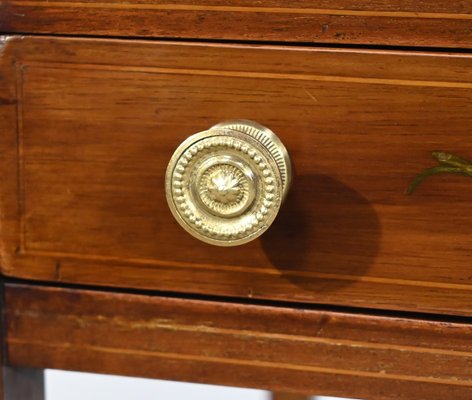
165, 120, 292, 246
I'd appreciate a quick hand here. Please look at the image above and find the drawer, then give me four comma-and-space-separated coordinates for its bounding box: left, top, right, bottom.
1, 36, 472, 316
1, 1, 471, 48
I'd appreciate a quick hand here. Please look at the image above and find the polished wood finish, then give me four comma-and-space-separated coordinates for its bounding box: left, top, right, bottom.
271, 393, 309, 400
1, 1, 471, 48
1, 36, 472, 316
5, 284, 472, 400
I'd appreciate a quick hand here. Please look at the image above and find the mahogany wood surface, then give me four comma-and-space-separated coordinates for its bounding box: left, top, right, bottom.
1, 0, 471, 48
5, 283, 472, 400
271, 393, 309, 400
1, 36, 472, 316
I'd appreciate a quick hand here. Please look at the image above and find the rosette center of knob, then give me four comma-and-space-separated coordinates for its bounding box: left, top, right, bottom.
208, 169, 242, 204
195, 156, 257, 218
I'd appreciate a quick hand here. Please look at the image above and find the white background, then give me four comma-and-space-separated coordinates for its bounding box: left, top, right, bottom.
46, 370, 355, 400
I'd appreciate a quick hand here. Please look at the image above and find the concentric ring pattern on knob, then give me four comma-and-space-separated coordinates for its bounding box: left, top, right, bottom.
165, 120, 292, 246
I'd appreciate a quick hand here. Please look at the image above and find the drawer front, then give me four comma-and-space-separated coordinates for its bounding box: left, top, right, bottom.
1, 1, 471, 48
1, 36, 472, 315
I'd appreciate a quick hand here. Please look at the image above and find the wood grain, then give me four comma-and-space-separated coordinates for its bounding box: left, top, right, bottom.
271, 393, 309, 400
5, 284, 472, 400
0, 0, 471, 48
1, 36, 472, 316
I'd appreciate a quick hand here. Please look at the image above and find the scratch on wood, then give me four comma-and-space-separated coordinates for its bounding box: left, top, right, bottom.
55, 262, 62, 281
303, 87, 319, 103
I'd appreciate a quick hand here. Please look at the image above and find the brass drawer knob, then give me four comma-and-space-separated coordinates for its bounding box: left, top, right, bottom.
165, 120, 292, 246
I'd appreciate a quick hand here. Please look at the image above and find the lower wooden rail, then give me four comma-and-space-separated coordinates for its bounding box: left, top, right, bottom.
3, 284, 472, 400
271, 393, 310, 400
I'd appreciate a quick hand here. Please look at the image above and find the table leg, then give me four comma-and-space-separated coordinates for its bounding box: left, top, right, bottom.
3, 368, 45, 400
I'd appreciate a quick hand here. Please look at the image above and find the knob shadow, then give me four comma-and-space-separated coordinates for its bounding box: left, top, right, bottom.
261, 174, 380, 293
